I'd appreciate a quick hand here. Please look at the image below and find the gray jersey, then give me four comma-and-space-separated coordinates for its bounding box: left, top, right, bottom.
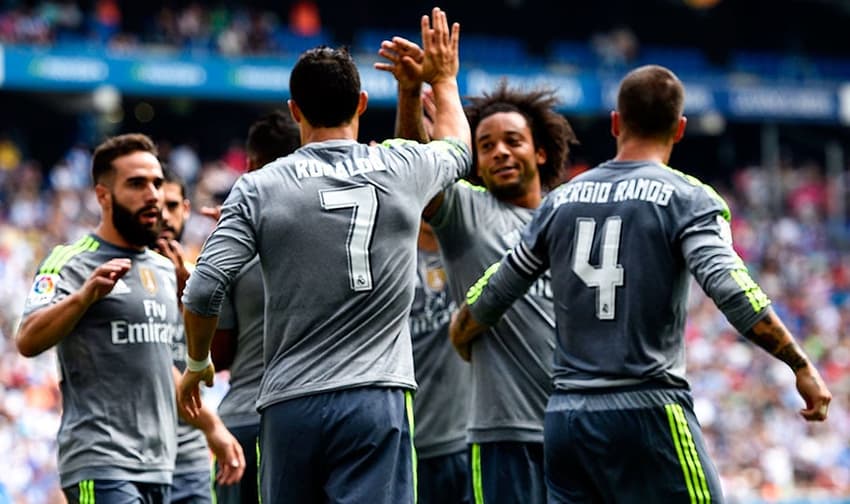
409, 248, 469, 458
469, 160, 771, 391
429, 182, 554, 444
21, 234, 179, 487
172, 318, 211, 475
217, 256, 265, 427
183, 138, 471, 411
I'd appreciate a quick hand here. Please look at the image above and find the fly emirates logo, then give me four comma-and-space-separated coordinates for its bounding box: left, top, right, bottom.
111, 299, 178, 345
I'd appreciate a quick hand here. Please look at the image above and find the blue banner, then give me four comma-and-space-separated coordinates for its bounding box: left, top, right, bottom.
0, 43, 846, 123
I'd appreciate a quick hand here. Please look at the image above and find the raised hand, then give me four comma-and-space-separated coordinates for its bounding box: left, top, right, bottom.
419, 7, 460, 85
375, 36, 425, 92
155, 238, 190, 298
80, 258, 132, 305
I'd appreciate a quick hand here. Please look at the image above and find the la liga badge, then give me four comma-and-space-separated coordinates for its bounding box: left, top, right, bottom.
28, 274, 58, 305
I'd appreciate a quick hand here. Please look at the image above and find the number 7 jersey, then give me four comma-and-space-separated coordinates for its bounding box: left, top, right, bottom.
469, 160, 771, 392
183, 138, 471, 410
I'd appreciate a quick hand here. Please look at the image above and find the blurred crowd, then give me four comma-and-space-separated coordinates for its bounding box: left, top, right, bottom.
0, 0, 324, 56
0, 133, 848, 503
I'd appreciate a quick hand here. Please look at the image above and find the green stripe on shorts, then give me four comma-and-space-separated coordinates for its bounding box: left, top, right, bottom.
78, 479, 94, 504
665, 404, 711, 503
471, 443, 484, 504
405, 390, 418, 503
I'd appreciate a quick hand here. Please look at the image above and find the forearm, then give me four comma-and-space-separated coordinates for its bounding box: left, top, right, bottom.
430, 78, 470, 149
210, 329, 237, 370
16, 292, 91, 357
395, 85, 428, 142
744, 308, 810, 372
184, 308, 220, 361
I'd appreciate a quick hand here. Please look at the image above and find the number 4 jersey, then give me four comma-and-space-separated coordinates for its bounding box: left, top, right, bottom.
183, 138, 471, 411
468, 160, 771, 392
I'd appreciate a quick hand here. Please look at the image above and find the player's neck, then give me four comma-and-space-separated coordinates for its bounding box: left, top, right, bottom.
500, 179, 543, 209
614, 137, 673, 165
300, 123, 358, 145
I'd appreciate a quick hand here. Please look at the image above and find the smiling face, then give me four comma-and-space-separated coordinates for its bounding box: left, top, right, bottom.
102, 151, 164, 248
474, 111, 547, 203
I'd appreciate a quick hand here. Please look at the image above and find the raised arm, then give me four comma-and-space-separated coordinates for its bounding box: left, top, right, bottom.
418, 7, 468, 148
17, 258, 131, 357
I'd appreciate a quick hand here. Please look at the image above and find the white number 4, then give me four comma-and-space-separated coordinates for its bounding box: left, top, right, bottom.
572, 217, 624, 320
320, 186, 378, 292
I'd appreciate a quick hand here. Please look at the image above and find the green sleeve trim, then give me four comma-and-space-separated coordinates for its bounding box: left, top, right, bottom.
466, 262, 501, 305
729, 268, 771, 313
39, 235, 99, 274
458, 179, 487, 192
380, 138, 419, 148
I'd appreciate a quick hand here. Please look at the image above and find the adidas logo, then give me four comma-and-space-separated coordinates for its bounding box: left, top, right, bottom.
111, 279, 131, 295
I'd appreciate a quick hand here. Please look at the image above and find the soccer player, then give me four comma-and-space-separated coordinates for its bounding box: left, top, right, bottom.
450, 65, 832, 502
410, 220, 471, 504
157, 167, 245, 504
16, 134, 180, 503
377, 41, 578, 504
207, 110, 300, 504
178, 7, 472, 504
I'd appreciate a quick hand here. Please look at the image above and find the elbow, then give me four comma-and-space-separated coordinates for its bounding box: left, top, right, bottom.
16, 333, 42, 358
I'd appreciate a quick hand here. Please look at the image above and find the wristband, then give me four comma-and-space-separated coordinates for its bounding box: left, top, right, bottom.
187, 353, 211, 372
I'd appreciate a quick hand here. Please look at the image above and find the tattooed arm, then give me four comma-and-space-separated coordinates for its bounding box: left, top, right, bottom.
744, 309, 831, 421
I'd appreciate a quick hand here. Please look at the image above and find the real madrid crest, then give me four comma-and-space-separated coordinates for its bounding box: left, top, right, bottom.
139, 267, 158, 294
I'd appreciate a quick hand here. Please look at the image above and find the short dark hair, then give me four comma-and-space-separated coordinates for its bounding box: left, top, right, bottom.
617, 65, 684, 140
464, 81, 579, 190
289, 46, 361, 128
247, 110, 301, 167
91, 133, 158, 186
161, 164, 187, 200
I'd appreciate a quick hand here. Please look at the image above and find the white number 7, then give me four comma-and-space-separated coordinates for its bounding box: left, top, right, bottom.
572, 217, 624, 320
320, 186, 378, 292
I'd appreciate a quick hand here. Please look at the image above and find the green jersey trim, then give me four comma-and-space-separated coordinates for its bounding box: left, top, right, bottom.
662, 164, 731, 222
40, 235, 100, 274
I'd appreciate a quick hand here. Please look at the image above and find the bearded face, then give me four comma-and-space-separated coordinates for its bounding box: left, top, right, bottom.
111, 193, 162, 248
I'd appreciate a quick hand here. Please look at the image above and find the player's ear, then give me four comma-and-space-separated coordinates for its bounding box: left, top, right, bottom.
673, 116, 687, 143
610, 110, 620, 138
94, 183, 111, 210
288, 99, 302, 124
356, 91, 368, 117
535, 147, 547, 166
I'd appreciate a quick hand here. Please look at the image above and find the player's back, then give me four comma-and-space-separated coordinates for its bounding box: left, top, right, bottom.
535, 160, 727, 391
204, 138, 470, 410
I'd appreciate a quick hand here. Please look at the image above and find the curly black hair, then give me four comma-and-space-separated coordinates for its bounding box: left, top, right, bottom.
464, 80, 579, 190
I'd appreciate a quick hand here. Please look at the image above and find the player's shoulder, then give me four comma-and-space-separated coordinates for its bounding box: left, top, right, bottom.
37, 234, 102, 276
379, 137, 469, 158
661, 163, 731, 221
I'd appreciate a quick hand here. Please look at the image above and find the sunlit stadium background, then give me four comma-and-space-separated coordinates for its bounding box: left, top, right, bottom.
1, 1, 850, 502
